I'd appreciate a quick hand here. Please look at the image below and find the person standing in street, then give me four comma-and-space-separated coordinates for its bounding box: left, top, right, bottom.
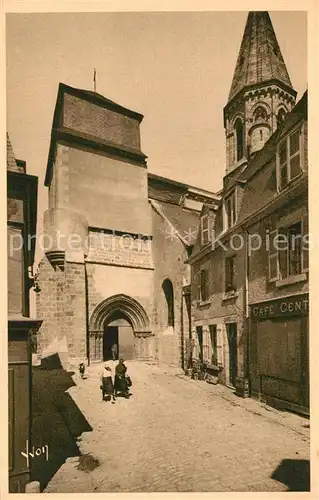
100, 365, 115, 403
114, 358, 131, 398
111, 343, 118, 361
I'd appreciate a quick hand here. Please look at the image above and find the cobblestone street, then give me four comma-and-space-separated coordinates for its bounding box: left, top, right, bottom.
44, 361, 310, 493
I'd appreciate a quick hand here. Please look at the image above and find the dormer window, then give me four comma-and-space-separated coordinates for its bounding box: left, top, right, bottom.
224, 191, 236, 230
277, 127, 303, 191
201, 214, 211, 245
235, 118, 244, 161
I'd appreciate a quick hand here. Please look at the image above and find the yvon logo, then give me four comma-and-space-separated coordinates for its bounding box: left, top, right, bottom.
21, 440, 49, 468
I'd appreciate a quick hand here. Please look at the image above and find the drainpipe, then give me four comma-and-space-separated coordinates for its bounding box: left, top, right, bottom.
242, 224, 250, 392
233, 224, 250, 396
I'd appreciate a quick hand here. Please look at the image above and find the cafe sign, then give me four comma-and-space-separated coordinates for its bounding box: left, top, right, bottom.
251, 293, 309, 320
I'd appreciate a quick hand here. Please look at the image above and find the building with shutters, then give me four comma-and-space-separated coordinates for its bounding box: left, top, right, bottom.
187, 12, 308, 413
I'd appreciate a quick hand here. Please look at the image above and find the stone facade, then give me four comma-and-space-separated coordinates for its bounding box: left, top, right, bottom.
36, 83, 218, 369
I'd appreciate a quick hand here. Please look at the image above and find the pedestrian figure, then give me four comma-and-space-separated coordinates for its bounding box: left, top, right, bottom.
111, 343, 118, 361
79, 362, 85, 379
100, 365, 115, 403
114, 358, 131, 398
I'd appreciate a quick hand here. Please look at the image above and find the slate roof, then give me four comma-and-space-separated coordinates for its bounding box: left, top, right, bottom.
7, 133, 24, 173
161, 200, 199, 236
228, 12, 294, 102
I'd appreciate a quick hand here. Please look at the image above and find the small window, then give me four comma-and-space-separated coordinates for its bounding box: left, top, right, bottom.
201, 214, 210, 245
225, 191, 236, 229
277, 128, 303, 190
225, 256, 235, 292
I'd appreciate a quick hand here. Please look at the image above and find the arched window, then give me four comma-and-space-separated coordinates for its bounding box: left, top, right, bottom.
162, 279, 174, 327
235, 118, 244, 161
253, 106, 267, 122
277, 108, 287, 125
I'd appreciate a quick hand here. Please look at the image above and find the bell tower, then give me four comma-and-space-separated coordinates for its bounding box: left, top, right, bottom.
224, 11, 297, 175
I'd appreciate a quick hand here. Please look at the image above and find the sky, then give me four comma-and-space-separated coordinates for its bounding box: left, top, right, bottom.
6, 10, 307, 267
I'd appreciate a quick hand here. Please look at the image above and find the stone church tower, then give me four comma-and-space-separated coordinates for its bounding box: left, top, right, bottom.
224, 11, 297, 175
37, 84, 155, 367
36, 84, 216, 369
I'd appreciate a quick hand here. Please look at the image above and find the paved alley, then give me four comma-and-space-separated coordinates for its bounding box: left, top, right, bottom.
44, 361, 310, 493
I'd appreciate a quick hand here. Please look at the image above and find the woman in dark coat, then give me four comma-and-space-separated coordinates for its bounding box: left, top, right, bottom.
114, 358, 131, 398
100, 365, 115, 402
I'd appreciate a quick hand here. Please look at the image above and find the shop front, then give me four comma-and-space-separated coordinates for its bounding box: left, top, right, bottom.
249, 293, 309, 415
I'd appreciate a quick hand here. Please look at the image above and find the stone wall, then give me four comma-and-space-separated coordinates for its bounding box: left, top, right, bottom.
151, 208, 191, 368
64, 259, 87, 366
36, 256, 69, 367
63, 92, 141, 151
87, 231, 153, 269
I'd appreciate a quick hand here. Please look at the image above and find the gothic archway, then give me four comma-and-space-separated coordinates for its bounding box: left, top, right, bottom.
89, 294, 152, 362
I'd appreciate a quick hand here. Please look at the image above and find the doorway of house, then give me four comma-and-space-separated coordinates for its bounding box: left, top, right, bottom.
227, 323, 237, 387
103, 326, 118, 361
196, 326, 203, 363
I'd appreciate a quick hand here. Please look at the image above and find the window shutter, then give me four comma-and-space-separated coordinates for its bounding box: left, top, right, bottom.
268, 229, 279, 281
278, 229, 288, 280
302, 215, 309, 272
289, 129, 301, 179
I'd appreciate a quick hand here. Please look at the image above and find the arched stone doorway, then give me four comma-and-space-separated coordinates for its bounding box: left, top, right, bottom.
89, 294, 153, 363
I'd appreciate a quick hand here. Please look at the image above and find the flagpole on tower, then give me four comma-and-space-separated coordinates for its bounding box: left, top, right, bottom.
93, 68, 96, 92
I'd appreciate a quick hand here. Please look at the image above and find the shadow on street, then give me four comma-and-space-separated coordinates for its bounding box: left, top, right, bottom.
31, 353, 92, 491
271, 458, 310, 491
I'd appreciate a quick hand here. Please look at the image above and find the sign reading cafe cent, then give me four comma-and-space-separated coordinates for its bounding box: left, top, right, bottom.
251, 294, 309, 319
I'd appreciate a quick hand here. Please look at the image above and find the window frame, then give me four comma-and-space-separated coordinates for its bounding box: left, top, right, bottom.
268, 218, 308, 283
225, 255, 235, 292
234, 118, 244, 162
277, 125, 304, 191
224, 190, 237, 230
200, 214, 211, 246
209, 324, 218, 366
268, 229, 279, 282
195, 268, 209, 303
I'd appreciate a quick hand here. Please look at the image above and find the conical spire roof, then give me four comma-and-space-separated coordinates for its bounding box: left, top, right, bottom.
228, 12, 293, 102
